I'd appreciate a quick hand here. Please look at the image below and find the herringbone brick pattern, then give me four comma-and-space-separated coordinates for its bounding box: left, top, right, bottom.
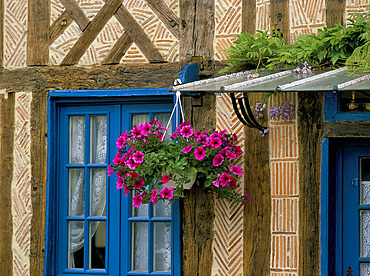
214, 0, 242, 60
11, 92, 32, 276
269, 92, 299, 276
212, 94, 244, 276
257, 0, 270, 31
3, 0, 27, 68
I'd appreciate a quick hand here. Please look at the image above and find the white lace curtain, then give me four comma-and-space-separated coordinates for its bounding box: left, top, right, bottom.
68, 116, 107, 268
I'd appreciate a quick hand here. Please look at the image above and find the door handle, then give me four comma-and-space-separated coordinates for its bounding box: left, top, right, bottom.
352, 178, 359, 187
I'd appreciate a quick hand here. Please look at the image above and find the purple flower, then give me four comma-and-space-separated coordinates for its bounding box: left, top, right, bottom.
133, 194, 143, 207
160, 187, 174, 199
213, 154, 224, 166
194, 147, 206, 160
182, 145, 193, 153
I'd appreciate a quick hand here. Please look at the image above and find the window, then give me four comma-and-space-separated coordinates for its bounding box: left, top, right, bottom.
45, 89, 181, 276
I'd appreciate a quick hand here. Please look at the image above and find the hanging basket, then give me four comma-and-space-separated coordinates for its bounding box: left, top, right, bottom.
164, 173, 197, 190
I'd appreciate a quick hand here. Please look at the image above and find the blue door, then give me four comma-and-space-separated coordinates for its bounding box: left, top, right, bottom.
343, 147, 370, 275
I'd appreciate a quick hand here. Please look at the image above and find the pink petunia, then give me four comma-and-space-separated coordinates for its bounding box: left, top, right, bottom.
194, 131, 202, 138
194, 147, 206, 160
178, 121, 190, 128
133, 178, 145, 189
232, 133, 238, 141
116, 177, 125, 189
161, 175, 171, 184
212, 179, 220, 187
196, 134, 209, 145
160, 187, 174, 199
107, 164, 114, 176
131, 125, 142, 138
140, 122, 152, 136
182, 145, 194, 153
116, 133, 127, 149
124, 184, 130, 197
133, 151, 145, 164
170, 131, 179, 139
218, 172, 233, 186
225, 150, 237, 159
231, 165, 244, 175
128, 171, 140, 178
180, 125, 193, 138
126, 157, 139, 170
213, 154, 224, 166
227, 180, 237, 189
154, 131, 164, 139
113, 154, 124, 165
132, 194, 143, 207
209, 137, 222, 148
151, 189, 159, 206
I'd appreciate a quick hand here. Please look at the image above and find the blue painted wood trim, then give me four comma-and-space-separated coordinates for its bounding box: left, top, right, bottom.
324, 91, 370, 121
177, 63, 199, 84
321, 138, 330, 276
49, 88, 173, 98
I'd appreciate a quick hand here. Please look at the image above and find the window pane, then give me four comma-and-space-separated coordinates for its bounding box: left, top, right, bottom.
90, 169, 106, 217
153, 222, 171, 272
131, 222, 148, 271
132, 115, 149, 127
69, 116, 85, 164
68, 221, 84, 269
153, 199, 171, 217
69, 169, 85, 216
361, 263, 370, 275
361, 159, 370, 205
90, 221, 106, 269
132, 190, 148, 217
361, 210, 370, 257
154, 114, 171, 141
340, 91, 370, 112
90, 116, 107, 163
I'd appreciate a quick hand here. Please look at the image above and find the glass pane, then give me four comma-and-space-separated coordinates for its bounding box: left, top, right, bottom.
154, 114, 171, 141
340, 91, 370, 112
361, 211, 370, 257
131, 222, 148, 271
361, 263, 370, 276
68, 221, 84, 269
90, 116, 107, 163
90, 169, 106, 217
89, 221, 106, 269
132, 115, 149, 128
361, 159, 370, 205
153, 199, 171, 217
69, 169, 85, 216
69, 116, 85, 164
153, 222, 171, 272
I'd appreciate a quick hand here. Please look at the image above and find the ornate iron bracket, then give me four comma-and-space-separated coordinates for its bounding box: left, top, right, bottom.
229, 92, 267, 131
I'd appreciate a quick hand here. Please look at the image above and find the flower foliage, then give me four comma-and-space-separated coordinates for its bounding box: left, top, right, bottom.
109, 120, 251, 207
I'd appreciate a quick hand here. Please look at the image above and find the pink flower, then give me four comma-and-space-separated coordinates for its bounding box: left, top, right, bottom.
129, 171, 140, 178
196, 134, 209, 145
151, 189, 159, 206
178, 121, 190, 128
162, 175, 171, 184
160, 187, 174, 199
154, 131, 164, 139
133, 178, 145, 189
194, 147, 206, 160
132, 194, 143, 207
107, 164, 114, 176
116, 133, 127, 149
116, 177, 124, 189
113, 154, 124, 165
180, 125, 193, 138
212, 179, 220, 187
140, 122, 152, 135
126, 157, 139, 170
232, 133, 237, 140
170, 131, 179, 139
244, 190, 251, 202
209, 137, 222, 148
133, 151, 145, 164
131, 125, 142, 138
231, 165, 244, 175
227, 180, 237, 189
182, 145, 193, 153
194, 131, 202, 138
225, 150, 236, 159
124, 184, 130, 196
218, 172, 232, 186
213, 154, 224, 166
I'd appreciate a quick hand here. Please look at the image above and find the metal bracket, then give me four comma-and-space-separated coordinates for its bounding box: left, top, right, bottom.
352, 178, 359, 187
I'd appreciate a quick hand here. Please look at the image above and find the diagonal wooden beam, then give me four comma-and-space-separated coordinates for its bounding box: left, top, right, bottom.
59, 0, 90, 31
104, 0, 165, 63
49, 11, 74, 45
61, 0, 123, 65
144, 0, 180, 39
102, 32, 133, 64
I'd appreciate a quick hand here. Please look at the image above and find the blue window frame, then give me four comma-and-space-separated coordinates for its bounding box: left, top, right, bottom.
45, 89, 181, 276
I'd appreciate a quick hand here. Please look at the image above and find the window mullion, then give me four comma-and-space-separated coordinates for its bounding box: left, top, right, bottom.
84, 114, 91, 271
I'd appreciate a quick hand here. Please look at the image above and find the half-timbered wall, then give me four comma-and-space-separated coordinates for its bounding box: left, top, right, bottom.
0, 1, 369, 276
